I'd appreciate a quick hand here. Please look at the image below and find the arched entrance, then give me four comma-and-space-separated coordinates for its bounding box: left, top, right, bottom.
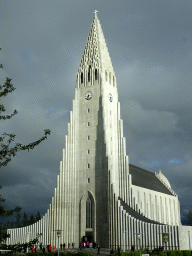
80, 191, 96, 244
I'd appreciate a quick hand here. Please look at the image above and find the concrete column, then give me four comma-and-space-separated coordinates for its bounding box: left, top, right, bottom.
126, 214, 129, 250
51, 198, 54, 245
117, 200, 121, 247
169, 225, 172, 250
35, 222, 37, 245
17, 228, 20, 244
175, 225, 178, 250
44, 214, 46, 245
13, 229, 15, 244
91, 67, 94, 85
157, 225, 160, 248
84, 69, 87, 87
147, 224, 151, 250
46, 210, 49, 245
126, 156, 129, 205
154, 224, 157, 248
56, 176, 59, 232
7, 229, 10, 245
14, 229, 16, 244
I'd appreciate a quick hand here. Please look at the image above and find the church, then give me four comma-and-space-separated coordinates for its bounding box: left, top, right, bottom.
7, 11, 192, 251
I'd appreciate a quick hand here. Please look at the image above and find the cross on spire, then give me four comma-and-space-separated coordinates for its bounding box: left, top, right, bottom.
94, 10, 98, 18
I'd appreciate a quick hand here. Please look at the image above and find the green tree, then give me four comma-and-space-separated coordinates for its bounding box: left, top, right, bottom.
0, 186, 21, 243
35, 211, 41, 222
29, 214, 36, 225
22, 212, 29, 227
15, 212, 21, 228
187, 210, 192, 225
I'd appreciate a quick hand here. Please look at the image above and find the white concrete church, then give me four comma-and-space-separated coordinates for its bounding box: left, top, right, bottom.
7, 12, 192, 250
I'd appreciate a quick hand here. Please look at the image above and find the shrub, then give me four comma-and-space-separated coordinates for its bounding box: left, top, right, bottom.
65, 252, 74, 256
182, 251, 191, 256
157, 252, 165, 256
175, 251, 183, 256
167, 250, 177, 256
75, 252, 93, 256
129, 251, 140, 256
120, 252, 130, 256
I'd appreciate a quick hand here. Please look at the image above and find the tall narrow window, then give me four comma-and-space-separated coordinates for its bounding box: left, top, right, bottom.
87, 135, 90, 140
87, 108, 90, 113
87, 149, 90, 155
87, 122, 90, 127
88, 65, 91, 82
88, 163, 90, 168
95, 69, 97, 80
86, 197, 92, 228
81, 72, 83, 84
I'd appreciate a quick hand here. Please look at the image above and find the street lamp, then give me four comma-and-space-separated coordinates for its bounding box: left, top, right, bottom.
54, 230, 63, 256
122, 231, 126, 252
56, 230, 61, 256
188, 231, 191, 251
136, 233, 142, 256
26, 232, 30, 253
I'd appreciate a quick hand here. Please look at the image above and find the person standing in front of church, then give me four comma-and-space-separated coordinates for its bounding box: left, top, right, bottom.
97, 244, 100, 255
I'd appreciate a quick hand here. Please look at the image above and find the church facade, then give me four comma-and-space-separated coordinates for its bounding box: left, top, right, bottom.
7, 13, 192, 250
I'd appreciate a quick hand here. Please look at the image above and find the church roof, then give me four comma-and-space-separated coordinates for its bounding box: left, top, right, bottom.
78, 12, 115, 74
129, 164, 174, 196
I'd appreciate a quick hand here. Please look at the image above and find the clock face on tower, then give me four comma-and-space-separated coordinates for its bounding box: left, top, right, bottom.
108, 93, 113, 102
85, 91, 92, 100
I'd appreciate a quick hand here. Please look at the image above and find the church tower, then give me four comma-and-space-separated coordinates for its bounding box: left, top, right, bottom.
49, 10, 129, 247
8, 12, 188, 250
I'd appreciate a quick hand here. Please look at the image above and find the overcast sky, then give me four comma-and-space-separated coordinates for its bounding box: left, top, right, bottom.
0, 0, 192, 225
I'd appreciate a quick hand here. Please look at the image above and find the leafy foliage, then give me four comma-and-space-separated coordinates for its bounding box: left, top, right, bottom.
16, 212, 21, 228
0, 233, 42, 252
167, 250, 177, 256
29, 214, 36, 225
186, 210, 192, 226
182, 251, 191, 256
35, 211, 41, 222
22, 212, 29, 227
0, 186, 21, 243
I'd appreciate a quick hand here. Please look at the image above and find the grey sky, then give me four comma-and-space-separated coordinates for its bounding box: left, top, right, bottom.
0, 0, 192, 224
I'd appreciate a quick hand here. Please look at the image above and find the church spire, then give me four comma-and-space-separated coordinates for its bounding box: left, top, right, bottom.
76, 11, 116, 88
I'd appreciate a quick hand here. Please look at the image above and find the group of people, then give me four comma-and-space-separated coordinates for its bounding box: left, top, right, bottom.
59, 243, 66, 250
29, 244, 66, 253
79, 241, 91, 249
45, 243, 75, 252
78, 242, 100, 254
29, 241, 102, 253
